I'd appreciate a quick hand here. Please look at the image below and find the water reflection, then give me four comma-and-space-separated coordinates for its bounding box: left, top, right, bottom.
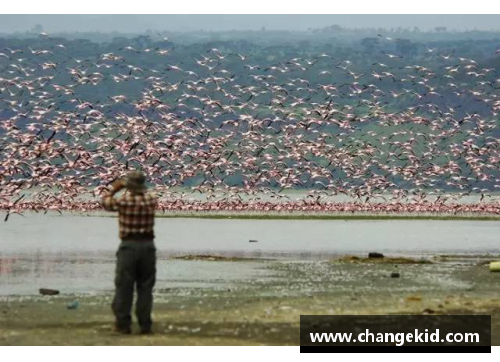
1, 215, 499, 295
0, 251, 276, 296
0, 253, 114, 295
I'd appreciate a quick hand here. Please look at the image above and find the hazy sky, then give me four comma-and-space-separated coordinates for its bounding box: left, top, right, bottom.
0, 15, 500, 33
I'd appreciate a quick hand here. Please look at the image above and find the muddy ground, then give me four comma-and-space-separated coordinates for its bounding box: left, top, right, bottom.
0, 255, 499, 345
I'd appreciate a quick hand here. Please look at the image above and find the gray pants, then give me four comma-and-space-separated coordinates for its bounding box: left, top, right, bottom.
112, 240, 156, 331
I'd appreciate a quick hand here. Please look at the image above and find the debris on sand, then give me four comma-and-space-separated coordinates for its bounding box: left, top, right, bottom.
171, 254, 264, 262
249, 240, 258, 243
490, 261, 500, 272
390, 272, 401, 278
67, 301, 79, 310
368, 252, 384, 259
422, 308, 436, 315
406, 296, 423, 302
334, 255, 432, 265
39, 288, 60, 296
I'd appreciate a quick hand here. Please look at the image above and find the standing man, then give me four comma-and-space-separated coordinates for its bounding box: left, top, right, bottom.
102, 171, 158, 335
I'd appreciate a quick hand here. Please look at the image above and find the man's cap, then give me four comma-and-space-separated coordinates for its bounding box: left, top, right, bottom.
125, 170, 147, 192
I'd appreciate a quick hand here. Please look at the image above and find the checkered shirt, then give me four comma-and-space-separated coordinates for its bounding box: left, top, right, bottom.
102, 191, 158, 240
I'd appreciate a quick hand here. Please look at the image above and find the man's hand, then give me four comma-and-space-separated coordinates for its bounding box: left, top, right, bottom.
110, 178, 126, 194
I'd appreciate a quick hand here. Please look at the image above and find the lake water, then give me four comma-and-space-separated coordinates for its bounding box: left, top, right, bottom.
0, 214, 498, 295
1, 214, 499, 255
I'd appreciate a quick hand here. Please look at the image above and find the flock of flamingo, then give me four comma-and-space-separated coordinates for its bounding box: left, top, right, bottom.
0, 33, 499, 220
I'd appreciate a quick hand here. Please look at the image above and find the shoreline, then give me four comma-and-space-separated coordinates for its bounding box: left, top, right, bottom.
1, 256, 499, 345
55, 212, 500, 221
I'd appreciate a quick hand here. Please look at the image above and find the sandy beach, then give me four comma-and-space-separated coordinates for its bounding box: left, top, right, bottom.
1, 255, 499, 345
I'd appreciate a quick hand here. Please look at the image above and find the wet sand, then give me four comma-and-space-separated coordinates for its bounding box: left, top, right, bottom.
1, 215, 499, 345
1, 256, 499, 345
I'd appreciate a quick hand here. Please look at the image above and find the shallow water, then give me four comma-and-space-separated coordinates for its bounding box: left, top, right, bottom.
0, 215, 499, 295
0, 257, 271, 296
1, 214, 499, 255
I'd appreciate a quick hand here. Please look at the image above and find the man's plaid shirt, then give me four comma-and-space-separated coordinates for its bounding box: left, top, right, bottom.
102, 191, 158, 240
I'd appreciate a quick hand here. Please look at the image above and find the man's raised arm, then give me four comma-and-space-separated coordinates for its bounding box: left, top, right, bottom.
102, 178, 126, 211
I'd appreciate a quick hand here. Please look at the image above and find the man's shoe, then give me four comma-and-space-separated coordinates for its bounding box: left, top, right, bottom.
114, 325, 132, 335
140, 329, 153, 335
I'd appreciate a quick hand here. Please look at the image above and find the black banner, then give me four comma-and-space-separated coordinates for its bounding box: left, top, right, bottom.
300, 315, 491, 352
